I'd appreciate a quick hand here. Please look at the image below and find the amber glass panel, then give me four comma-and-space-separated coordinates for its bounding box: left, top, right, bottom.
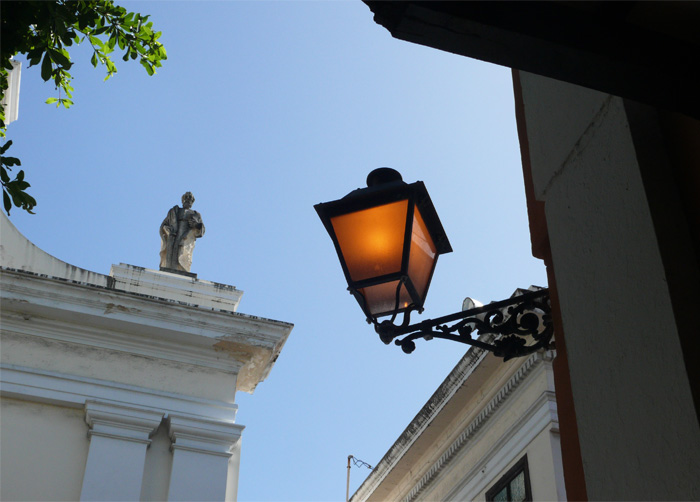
407, 205, 437, 300
330, 200, 409, 282
358, 280, 412, 316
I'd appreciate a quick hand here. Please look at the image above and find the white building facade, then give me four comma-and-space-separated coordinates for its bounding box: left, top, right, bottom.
0, 212, 292, 501
351, 341, 565, 502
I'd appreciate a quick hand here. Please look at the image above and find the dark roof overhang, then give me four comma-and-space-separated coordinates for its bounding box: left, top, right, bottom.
363, 1, 700, 119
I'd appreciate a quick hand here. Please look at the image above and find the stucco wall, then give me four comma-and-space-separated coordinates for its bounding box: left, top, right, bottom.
0, 211, 110, 286
519, 72, 700, 500
0, 398, 89, 501
466, 426, 562, 502
1, 211, 291, 501
361, 353, 564, 502
427, 360, 563, 501
0, 328, 237, 403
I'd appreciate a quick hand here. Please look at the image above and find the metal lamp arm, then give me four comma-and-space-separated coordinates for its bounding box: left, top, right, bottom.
374, 289, 553, 361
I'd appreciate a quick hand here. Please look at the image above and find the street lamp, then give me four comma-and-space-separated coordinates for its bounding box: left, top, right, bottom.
315, 168, 553, 361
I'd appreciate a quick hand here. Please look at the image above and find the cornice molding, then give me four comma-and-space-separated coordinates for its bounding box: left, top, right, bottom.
0, 363, 239, 422
351, 344, 492, 501
1, 314, 244, 374
85, 400, 164, 444
441, 389, 558, 501
168, 414, 244, 458
1, 267, 293, 391
1, 267, 290, 342
352, 350, 555, 502
402, 351, 556, 502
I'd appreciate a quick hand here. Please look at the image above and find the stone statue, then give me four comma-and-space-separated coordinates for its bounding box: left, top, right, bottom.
159, 192, 205, 273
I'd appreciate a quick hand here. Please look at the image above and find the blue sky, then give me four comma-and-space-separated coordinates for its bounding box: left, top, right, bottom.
5, 1, 546, 500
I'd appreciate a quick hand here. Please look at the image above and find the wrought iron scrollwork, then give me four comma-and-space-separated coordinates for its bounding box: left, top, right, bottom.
373, 288, 553, 361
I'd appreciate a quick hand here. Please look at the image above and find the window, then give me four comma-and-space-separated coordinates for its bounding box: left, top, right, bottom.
485, 455, 532, 502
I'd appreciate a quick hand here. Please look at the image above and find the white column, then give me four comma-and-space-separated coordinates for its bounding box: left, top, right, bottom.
80, 400, 163, 501
167, 414, 244, 501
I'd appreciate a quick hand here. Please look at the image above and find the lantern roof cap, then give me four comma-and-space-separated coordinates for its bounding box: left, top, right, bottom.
367, 167, 403, 187
315, 168, 452, 255
340, 167, 407, 201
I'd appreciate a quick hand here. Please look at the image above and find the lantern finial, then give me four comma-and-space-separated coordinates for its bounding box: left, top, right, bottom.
366, 168, 402, 187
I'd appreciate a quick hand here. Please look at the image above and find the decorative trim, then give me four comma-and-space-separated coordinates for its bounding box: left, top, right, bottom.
1, 267, 293, 391
168, 414, 244, 458
444, 389, 558, 501
351, 349, 556, 502
1, 314, 244, 375
0, 363, 239, 422
1, 267, 290, 346
400, 352, 549, 502
85, 400, 163, 444
351, 344, 492, 501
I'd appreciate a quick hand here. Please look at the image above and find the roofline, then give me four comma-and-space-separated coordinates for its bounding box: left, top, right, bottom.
350, 342, 490, 500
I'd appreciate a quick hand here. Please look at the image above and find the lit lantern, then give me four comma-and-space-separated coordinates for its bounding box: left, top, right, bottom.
315, 168, 452, 323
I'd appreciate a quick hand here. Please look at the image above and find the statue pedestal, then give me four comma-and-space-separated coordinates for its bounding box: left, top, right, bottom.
109, 263, 243, 312
159, 266, 197, 279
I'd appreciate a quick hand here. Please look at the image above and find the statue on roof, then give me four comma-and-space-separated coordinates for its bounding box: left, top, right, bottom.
159, 192, 205, 273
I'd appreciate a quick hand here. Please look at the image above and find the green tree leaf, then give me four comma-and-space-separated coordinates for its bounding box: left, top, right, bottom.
89, 35, 104, 49
1, 141, 36, 215
3, 190, 11, 214
48, 48, 72, 69
41, 52, 53, 81
0, 1, 167, 215
3, 156, 20, 167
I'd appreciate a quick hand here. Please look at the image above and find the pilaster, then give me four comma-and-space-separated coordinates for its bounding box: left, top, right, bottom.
167, 414, 244, 501
80, 401, 163, 501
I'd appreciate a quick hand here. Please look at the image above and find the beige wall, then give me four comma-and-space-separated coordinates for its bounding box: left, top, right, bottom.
423, 361, 562, 501
519, 72, 700, 500
469, 427, 563, 502
1, 398, 89, 501
357, 353, 564, 502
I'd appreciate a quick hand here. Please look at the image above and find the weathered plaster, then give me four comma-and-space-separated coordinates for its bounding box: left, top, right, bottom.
519, 72, 700, 500
0, 398, 89, 501
0, 208, 293, 501
352, 349, 563, 502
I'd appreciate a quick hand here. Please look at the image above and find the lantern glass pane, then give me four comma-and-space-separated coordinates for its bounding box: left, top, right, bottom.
359, 280, 412, 317
330, 200, 409, 282
408, 205, 437, 300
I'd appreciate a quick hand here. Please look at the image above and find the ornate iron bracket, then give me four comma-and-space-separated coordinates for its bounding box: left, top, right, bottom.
373, 288, 553, 361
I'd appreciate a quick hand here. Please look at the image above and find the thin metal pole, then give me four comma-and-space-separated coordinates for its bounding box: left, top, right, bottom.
346, 455, 352, 502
